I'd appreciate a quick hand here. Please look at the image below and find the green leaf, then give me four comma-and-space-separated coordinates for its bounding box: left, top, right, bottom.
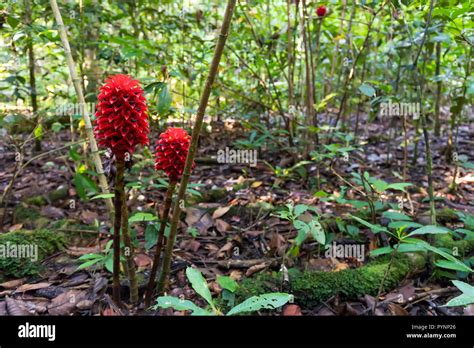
73, 173, 98, 200
217, 276, 238, 293
383, 211, 412, 221
157, 84, 172, 116
358, 83, 376, 97
34, 124, 43, 140
308, 219, 325, 244
386, 183, 412, 192
153, 296, 213, 315
76, 258, 101, 270
91, 193, 115, 200
185, 267, 215, 310
349, 215, 388, 233
444, 294, 474, 307
227, 293, 291, 316
416, 242, 473, 273
128, 212, 158, 223
293, 204, 308, 217
51, 122, 63, 133
452, 280, 474, 296
145, 223, 159, 250
435, 260, 471, 272
7, 16, 20, 29
370, 246, 393, 256
406, 225, 450, 237
388, 221, 422, 229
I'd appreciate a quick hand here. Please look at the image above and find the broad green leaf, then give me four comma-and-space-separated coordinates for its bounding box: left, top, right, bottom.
153, 296, 213, 315
386, 183, 412, 192
128, 212, 158, 223
383, 211, 412, 221
444, 294, 474, 307
308, 219, 325, 244
416, 242, 473, 273
388, 221, 422, 229
294, 204, 308, 217
452, 280, 474, 296
435, 260, 471, 272
186, 267, 215, 310
358, 83, 376, 97
406, 225, 450, 238
227, 293, 291, 316
217, 276, 238, 293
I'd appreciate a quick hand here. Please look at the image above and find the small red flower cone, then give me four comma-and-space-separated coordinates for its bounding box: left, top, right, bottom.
155, 127, 194, 182
94, 74, 149, 159
316, 5, 327, 17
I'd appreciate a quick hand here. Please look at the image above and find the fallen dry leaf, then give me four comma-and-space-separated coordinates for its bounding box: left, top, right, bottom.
215, 219, 231, 233
134, 253, 152, 268
388, 303, 409, 316
8, 223, 23, 232
15, 282, 52, 293
283, 304, 302, 316
0, 278, 25, 290
212, 206, 231, 220
48, 289, 88, 315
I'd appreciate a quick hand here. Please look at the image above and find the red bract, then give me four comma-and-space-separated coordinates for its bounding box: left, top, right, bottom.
155, 127, 194, 182
316, 5, 327, 17
94, 74, 149, 159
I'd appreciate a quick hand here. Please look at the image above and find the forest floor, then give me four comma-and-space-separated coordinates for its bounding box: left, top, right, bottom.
0, 112, 473, 316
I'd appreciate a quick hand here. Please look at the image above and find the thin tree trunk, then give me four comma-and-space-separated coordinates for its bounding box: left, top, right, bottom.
144, 181, 176, 307
157, 0, 237, 294
24, 0, 41, 152
49, 0, 114, 214
434, 40, 442, 136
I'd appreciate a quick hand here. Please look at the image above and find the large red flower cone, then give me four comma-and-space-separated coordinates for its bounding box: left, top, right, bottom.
155, 127, 194, 182
94, 74, 149, 159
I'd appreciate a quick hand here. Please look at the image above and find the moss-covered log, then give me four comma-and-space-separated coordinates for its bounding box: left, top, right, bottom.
236, 253, 426, 307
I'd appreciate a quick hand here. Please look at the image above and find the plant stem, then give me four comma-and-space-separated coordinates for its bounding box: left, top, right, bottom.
157, 0, 236, 294
120, 173, 138, 304
113, 158, 125, 305
144, 180, 176, 307
49, 0, 114, 215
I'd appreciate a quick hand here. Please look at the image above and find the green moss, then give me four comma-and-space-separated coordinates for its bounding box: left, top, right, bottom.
0, 229, 65, 278
23, 195, 47, 207
434, 233, 474, 256
47, 186, 68, 202
204, 188, 228, 202
236, 254, 426, 307
14, 204, 40, 223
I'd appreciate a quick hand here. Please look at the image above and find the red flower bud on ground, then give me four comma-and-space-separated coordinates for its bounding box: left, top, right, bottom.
94, 74, 149, 159
155, 127, 194, 182
316, 5, 327, 17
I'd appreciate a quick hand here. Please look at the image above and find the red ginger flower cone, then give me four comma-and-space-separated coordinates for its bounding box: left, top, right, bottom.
155, 127, 194, 182
316, 5, 327, 17
94, 74, 149, 159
